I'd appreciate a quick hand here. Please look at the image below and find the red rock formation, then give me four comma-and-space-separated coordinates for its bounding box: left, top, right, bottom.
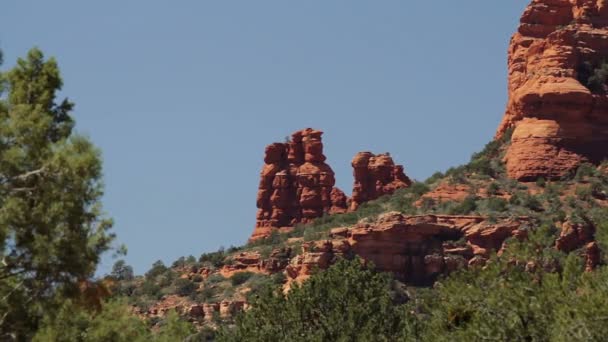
416, 183, 473, 206
285, 212, 529, 288
497, 0, 608, 181
251, 128, 348, 241
202, 303, 219, 322
555, 219, 595, 252
220, 248, 292, 277
585, 241, 601, 272
350, 152, 412, 210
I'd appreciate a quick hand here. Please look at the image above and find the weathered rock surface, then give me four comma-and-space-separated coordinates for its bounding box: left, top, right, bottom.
585, 241, 601, 272
285, 212, 529, 289
497, 0, 608, 181
138, 295, 246, 324
251, 129, 413, 241
251, 129, 348, 241
417, 183, 474, 206
350, 152, 412, 210
220, 248, 292, 277
555, 219, 596, 252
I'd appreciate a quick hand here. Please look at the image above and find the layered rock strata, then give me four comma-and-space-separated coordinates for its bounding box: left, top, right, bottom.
251, 129, 348, 241
285, 212, 530, 288
220, 248, 292, 277
497, 0, 608, 181
350, 152, 412, 210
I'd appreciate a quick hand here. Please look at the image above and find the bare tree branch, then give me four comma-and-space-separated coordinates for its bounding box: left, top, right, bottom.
11, 167, 46, 182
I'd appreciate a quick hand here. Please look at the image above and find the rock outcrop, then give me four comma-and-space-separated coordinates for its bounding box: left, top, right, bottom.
555, 219, 596, 252
251, 129, 348, 241
497, 0, 608, 181
350, 152, 412, 210
220, 248, 292, 277
251, 129, 413, 241
285, 212, 529, 288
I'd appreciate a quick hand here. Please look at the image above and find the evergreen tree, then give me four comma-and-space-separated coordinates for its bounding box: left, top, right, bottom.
0, 48, 115, 340
218, 258, 404, 342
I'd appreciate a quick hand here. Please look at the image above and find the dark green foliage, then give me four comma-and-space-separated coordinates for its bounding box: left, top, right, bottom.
199, 247, 228, 268
448, 195, 478, 215
409, 182, 430, 196
206, 274, 226, 284
0, 48, 116, 339
536, 177, 546, 188
174, 278, 197, 297
185, 326, 217, 342
33, 299, 150, 342
486, 181, 500, 195
425, 171, 445, 185
510, 192, 544, 212
271, 272, 286, 285
230, 271, 254, 286
575, 163, 597, 181
146, 260, 168, 279
579, 60, 608, 93
111, 260, 134, 281
485, 197, 508, 212
218, 259, 404, 341
140, 280, 162, 299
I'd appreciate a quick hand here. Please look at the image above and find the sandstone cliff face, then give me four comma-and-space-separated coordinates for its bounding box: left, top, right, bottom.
497, 0, 608, 181
350, 152, 412, 210
285, 212, 530, 288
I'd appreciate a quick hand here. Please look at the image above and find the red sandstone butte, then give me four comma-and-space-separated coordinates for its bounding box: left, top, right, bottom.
496, 0, 608, 181
250, 129, 348, 241
350, 152, 412, 210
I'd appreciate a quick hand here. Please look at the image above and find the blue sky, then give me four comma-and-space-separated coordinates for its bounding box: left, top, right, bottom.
1, 1, 529, 274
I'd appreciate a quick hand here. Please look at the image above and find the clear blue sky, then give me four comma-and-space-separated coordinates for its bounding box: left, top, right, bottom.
1, 1, 529, 274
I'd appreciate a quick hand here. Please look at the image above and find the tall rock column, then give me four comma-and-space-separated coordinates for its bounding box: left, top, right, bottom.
350, 152, 412, 210
250, 129, 347, 241
496, 0, 608, 181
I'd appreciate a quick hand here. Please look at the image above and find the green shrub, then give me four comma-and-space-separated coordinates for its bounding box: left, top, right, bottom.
487, 182, 500, 195
199, 248, 227, 268
231, 272, 254, 286
410, 182, 430, 196
486, 197, 508, 212
206, 274, 226, 284
219, 259, 403, 341
140, 280, 162, 299
575, 163, 597, 181
194, 287, 216, 303
174, 278, 197, 297
579, 60, 608, 93
425, 171, 445, 185
536, 177, 546, 188
146, 260, 168, 279
448, 196, 478, 215
575, 185, 593, 202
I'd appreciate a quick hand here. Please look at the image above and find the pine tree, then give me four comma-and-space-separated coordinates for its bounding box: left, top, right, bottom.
0, 48, 115, 340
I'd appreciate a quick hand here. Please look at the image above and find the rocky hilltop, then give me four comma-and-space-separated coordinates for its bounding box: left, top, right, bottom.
497, 0, 608, 180
251, 128, 411, 241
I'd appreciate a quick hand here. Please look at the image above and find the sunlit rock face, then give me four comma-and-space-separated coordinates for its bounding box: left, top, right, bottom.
496, 0, 608, 181
250, 128, 348, 242
350, 152, 412, 211
284, 212, 530, 289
